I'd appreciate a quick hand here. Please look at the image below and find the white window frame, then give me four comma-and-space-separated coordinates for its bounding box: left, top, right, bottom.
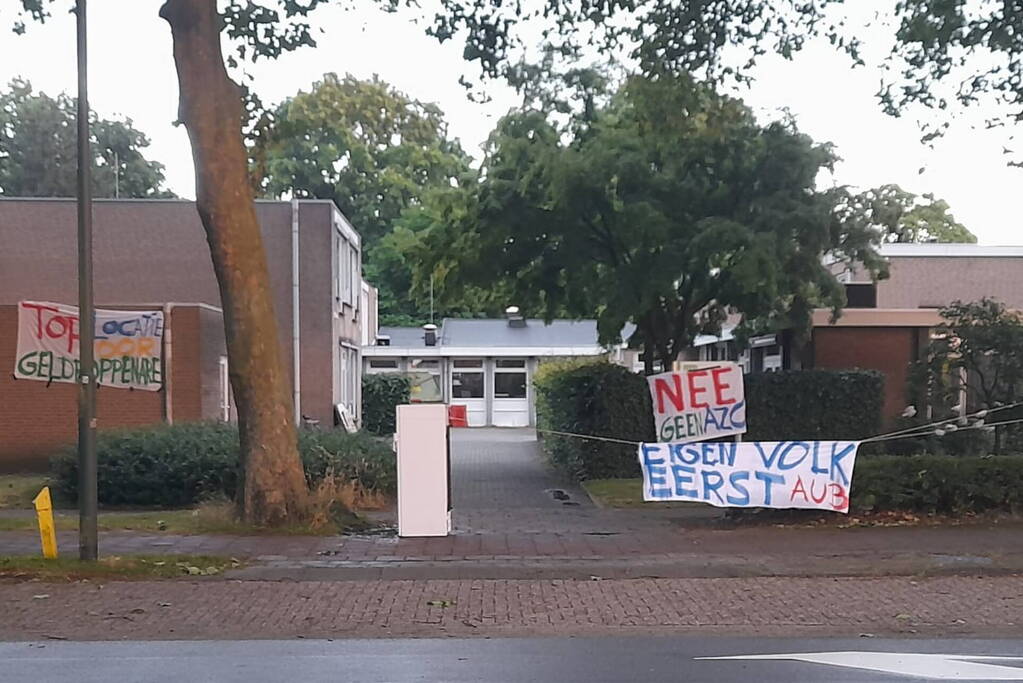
451, 358, 485, 399
493, 358, 527, 399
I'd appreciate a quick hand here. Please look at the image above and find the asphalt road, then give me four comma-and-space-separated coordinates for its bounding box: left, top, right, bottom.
3, 637, 1023, 682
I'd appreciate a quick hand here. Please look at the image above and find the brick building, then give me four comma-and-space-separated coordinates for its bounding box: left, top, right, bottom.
692, 244, 1023, 424
0, 198, 367, 471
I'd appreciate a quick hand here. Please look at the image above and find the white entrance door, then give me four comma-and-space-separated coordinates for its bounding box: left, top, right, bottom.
493, 359, 529, 427
450, 358, 486, 426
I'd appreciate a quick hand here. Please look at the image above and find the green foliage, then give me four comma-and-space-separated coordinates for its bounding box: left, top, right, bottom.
51, 422, 395, 507
744, 370, 884, 442
533, 362, 654, 480
533, 357, 608, 432
251, 74, 471, 246
416, 74, 886, 368
250, 73, 477, 322
361, 374, 411, 435
852, 184, 976, 244
0, 79, 173, 198
852, 455, 1023, 515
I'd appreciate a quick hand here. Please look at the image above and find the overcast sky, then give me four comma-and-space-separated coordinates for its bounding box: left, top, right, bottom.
1, 1, 1020, 244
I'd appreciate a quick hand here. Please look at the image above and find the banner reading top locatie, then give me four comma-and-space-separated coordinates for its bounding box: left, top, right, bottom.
14, 301, 164, 391
638, 440, 859, 513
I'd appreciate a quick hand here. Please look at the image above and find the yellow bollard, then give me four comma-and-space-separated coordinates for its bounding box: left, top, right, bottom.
32, 487, 58, 559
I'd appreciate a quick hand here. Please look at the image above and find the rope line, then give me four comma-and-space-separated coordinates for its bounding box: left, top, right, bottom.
536, 429, 638, 445
858, 401, 1023, 444
862, 416, 1023, 445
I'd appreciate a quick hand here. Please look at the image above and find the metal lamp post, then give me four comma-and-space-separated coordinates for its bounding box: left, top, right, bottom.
76, 0, 98, 561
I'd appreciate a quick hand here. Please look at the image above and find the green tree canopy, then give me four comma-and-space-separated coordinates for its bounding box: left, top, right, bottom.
855, 184, 976, 244
0, 79, 173, 198
250, 73, 472, 247
413, 74, 887, 370
249, 73, 476, 324
372, 201, 515, 325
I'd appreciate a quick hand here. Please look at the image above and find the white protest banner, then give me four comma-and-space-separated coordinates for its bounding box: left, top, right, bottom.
638, 440, 859, 513
647, 362, 746, 442
14, 301, 164, 391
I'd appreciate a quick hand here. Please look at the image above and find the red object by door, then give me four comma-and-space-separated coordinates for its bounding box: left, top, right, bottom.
447, 405, 468, 428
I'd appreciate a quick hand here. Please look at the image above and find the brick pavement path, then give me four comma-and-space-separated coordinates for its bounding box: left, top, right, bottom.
2, 575, 1021, 640
449, 428, 652, 534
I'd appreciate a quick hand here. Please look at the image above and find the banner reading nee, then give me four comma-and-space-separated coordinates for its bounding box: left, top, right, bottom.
647, 362, 746, 442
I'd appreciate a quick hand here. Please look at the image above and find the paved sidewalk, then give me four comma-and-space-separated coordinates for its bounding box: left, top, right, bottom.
4, 429, 1023, 579
2, 575, 1021, 640
3, 524, 1023, 580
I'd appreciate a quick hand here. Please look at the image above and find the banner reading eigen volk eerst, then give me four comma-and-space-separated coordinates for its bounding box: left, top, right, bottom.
14, 301, 163, 391
638, 440, 859, 513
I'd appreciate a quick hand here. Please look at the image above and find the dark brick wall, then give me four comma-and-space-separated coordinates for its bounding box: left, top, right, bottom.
813, 327, 923, 426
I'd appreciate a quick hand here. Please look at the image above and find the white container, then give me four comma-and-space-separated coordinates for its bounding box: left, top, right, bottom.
396, 404, 450, 537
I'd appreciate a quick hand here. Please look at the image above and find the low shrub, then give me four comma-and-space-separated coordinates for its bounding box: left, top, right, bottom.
52, 422, 395, 507
361, 374, 411, 435
852, 454, 1023, 514
534, 361, 654, 480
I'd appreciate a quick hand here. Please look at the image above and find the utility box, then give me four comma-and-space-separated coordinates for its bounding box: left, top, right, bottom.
396, 404, 451, 537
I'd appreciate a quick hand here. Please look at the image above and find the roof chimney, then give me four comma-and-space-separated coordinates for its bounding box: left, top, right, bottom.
506, 306, 526, 328
423, 323, 438, 346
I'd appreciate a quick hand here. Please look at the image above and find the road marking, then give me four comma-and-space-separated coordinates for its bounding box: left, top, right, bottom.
697, 652, 1023, 680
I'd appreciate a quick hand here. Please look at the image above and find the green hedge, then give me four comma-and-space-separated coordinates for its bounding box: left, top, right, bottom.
534, 362, 654, 480
361, 374, 411, 435
744, 370, 884, 442
851, 454, 1023, 514
51, 422, 395, 507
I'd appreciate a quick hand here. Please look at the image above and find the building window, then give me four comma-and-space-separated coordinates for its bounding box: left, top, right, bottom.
845, 283, 877, 308
218, 356, 231, 422
367, 359, 398, 373
452, 358, 484, 399
494, 372, 526, 399
494, 357, 527, 399
338, 346, 359, 418
350, 247, 359, 310
407, 358, 442, 402
337, 239, 355, 307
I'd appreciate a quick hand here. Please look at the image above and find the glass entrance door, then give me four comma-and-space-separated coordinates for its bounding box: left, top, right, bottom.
493, 359, 529, 427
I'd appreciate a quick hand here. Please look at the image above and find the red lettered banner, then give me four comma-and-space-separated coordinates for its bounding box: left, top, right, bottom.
14, 301, 164, 391
638, 440, 858, 513
647, 362, 746, 442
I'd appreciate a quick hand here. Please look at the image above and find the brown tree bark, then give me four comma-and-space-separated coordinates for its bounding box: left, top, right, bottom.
160, 0, 308, 525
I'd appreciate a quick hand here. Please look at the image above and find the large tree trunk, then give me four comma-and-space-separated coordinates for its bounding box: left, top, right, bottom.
161, 0, 308, 525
